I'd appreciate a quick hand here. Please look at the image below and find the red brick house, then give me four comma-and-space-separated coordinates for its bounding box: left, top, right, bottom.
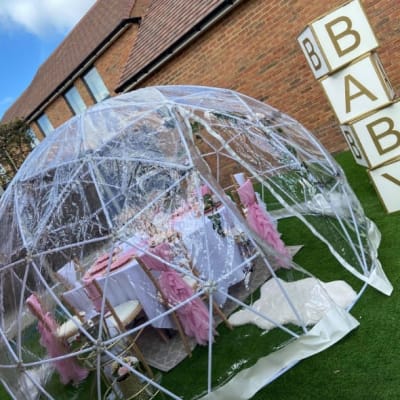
2, 0, 400, 155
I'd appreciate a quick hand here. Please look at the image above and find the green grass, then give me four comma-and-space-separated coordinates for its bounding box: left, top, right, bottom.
253, 152, 400, 400
1, 151, 399, 399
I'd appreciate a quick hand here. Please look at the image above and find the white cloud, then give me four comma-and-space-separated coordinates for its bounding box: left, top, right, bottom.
0, 0, 96, 37
0, 96, 14, 106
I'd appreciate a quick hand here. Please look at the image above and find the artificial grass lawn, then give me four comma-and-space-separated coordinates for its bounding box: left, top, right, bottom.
254, 151, 400, 400
1, 151, 399, 399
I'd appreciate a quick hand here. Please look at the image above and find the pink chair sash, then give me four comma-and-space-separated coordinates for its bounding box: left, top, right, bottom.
140, 243, 212, 345
82, 280, 104, 313
159, 271, 211, 345
26, 294, 88, 385
237, 179, 291, 268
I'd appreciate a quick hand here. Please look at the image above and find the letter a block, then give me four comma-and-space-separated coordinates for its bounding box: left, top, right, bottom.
297, 0, 378, 79
369, 159, 400, 213
343, 100, 400, 168
320, 53, 394, 124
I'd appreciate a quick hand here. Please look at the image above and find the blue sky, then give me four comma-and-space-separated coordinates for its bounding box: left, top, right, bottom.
0, 0, 96, 120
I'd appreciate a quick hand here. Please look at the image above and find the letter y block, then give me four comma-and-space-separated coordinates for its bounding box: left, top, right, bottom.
369, 159, 400, 213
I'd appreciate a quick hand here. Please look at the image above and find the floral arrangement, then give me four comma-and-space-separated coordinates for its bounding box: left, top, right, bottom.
111, 356, 140, 381
201, 185, 225, 237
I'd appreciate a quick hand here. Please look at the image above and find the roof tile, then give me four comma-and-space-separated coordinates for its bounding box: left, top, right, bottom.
118, 0, 225, 88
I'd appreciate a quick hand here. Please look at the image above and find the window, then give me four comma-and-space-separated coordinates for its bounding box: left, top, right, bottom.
37, 114, 54, 136
27, 128, 40, 148
83, 67, 110, 102
65, 86, 87, 115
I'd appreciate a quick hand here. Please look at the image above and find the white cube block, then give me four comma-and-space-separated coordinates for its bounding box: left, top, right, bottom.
345, 100, 400, 168
369, 159, 400, 213
320, 53, 394, 124
298, 0, 378, 78
298, 26, 330, 79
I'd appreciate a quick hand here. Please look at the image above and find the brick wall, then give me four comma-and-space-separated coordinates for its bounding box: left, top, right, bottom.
46, 96, 74, 129
31, 122, 45, 141
96, 25, 140, 97
133, 0, 400, 154
32, 0, 400, 155
75, 78, 96, 107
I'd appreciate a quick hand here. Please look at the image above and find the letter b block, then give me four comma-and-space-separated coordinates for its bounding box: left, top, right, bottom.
343, 100, 400, 169
340, 125, 368, 167
298, 0, 378, 79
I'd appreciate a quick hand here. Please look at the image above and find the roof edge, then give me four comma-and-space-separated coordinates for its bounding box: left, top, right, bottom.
24, 17, 141, 123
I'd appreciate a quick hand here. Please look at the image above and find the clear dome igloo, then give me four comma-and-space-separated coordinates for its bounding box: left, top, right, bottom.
0, 86, 391, 400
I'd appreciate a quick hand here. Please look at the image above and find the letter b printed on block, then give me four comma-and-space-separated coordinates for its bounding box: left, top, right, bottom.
340, 125, 368, 167
298, 27, 330, 79
344, 100, 400, 168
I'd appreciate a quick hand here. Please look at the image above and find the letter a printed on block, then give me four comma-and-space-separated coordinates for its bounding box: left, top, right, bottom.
320, 54, 393, 124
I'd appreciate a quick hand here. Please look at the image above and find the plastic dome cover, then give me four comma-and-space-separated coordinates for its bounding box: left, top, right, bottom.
0, 86, 391, 400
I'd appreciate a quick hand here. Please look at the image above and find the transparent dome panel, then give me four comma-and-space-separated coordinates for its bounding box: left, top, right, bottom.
0, 86, 389, 400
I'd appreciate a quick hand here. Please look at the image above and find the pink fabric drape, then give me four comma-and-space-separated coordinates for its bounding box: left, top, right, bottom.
140, 243, 212, 345
108, 247, 137, 271
26, 294, 88, 385
237, 179, 291, 268
84, 247, 138, 279
200, 184, 212, 197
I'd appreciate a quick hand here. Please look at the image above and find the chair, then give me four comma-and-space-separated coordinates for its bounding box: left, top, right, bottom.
236, 177, 291, 268
58, 286, 99, 341
60, 287, 104, 372
56, 260, 80, 290
230, 173, 248, 217
88, 279, 154, 378
25, 294, 89, 385
170, 235, 233, 330
137, 238, 231, 350
135, 256, 193, 356
181, 272, 233, 330
55, 314, 84, 341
